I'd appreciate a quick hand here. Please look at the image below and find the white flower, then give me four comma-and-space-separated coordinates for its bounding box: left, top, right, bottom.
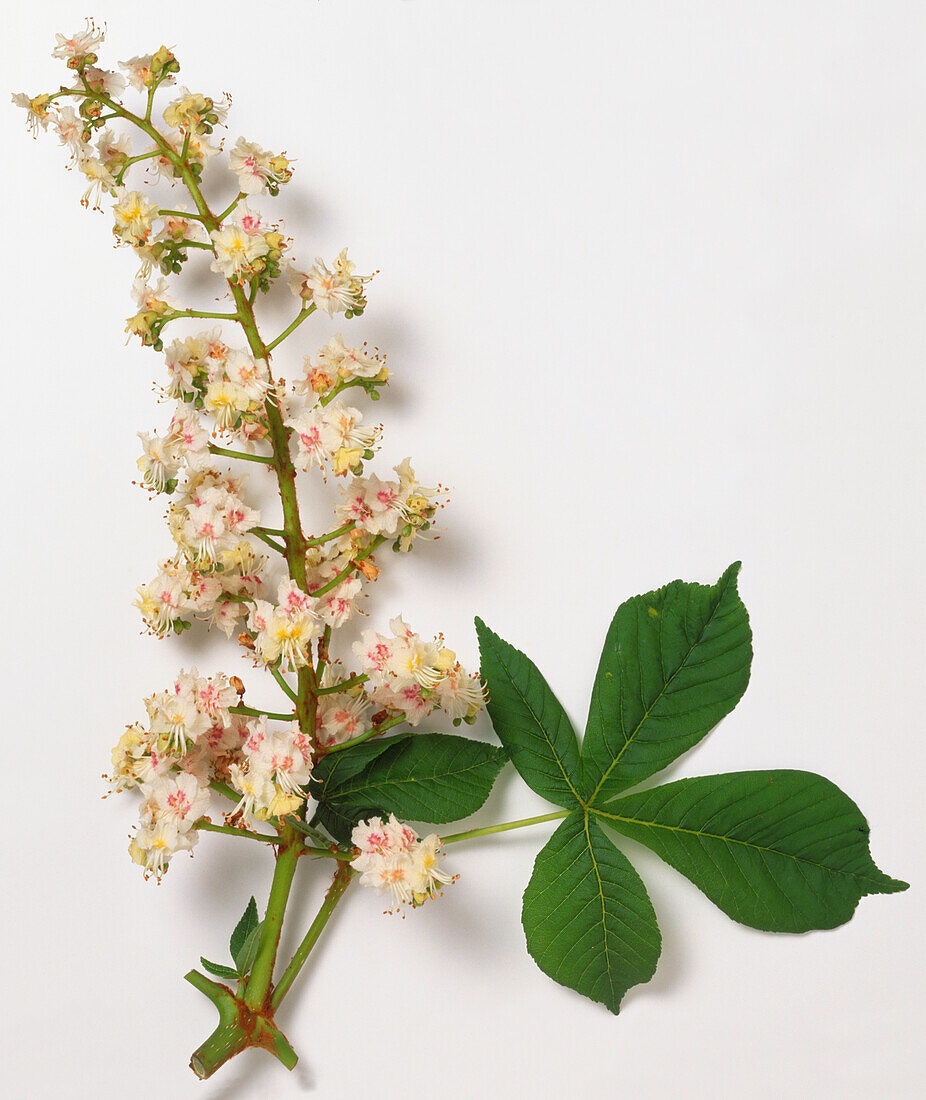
119, 54, 175, 92
434, 665, 486, 721
229, 137, 293, 195
225, 349, 270, 399
12, 92, 53, 136
137, 431, 181, 492
134, 571, 188, 636
113, 189, 160, 246
79, 157, 116, 209
139, 773, 211, 830
204, 379, 252, 430
130, 819, 197, 879
167, 405, 210, 469
317, 691, 370, 747
286, 400, 378, 475
82, 66, 127, 98
290, 249, 369, 316
52, 21, 105, 62
210, 224, 269, 282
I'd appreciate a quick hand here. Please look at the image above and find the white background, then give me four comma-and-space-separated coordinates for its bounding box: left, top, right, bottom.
4, 3, 925, 1097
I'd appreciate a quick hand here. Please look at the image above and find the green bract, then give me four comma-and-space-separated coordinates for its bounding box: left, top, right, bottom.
477, 564, 907, 1013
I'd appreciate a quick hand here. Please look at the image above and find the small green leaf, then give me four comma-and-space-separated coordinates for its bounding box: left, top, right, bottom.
522, 810, 661, 1013
594, 771, 909, 932
236, 920, 264, 977
582, 563, 752, 806
229, 896, 259, 969
475, 617, 583, 808
199, 957, 240, 981
320, 733, 506, 828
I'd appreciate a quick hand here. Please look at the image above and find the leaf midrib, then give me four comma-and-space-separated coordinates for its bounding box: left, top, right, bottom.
329, 754, 502, 803
582, 811, 614, 999
591, 806, 887, 887
487, 633, 582, 806
585, 576, 732, 807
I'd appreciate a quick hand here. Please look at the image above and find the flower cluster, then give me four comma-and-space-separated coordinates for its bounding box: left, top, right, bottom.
351, 815, 453, 908
355, 617, 485, 725
290, 248, 370, 318
109, 669, 249, 878
286, 399, 380, 477
336, 458, 439, 552
17, 23, 486, 892
295, 334, 388, 398
228, 717, 313, 821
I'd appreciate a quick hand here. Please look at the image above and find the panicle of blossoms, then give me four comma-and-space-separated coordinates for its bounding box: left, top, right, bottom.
228, 718, 313, 822
351, 815, 453, 909
17, 23, 487, 892
353, 617, 486, 727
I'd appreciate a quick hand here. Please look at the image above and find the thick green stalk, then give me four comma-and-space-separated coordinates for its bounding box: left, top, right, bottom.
185, 970, 297, 1080
243, 822, 303, 1011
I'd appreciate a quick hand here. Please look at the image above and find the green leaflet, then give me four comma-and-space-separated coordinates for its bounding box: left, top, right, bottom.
593, 771, 908, 932
198, 958, 239, 982
229, 896, 259, 969
310, 736, 411, 844
582, 562, 752, 805
198, 897, 265, 982
475, 617, 583, 808
314, 733, 507, 841
236, 922, 264, 977
522, 811, 661, 1014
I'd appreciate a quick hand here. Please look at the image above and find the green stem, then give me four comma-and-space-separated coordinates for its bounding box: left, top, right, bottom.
250, 530, 286, 555
230, 704, 297, 722
441, 810, 569, 845
322, 714, 405, 755
243, 823, 303, 1011
266, 304, 316, 352
217, 192, 246, 222
305, 522, 354, 548
310, 537, 383, 599
270, 667, 298, 702
159, 207, 208, 223
270, 864, 354, 1009
209, 779, 239, 802
163, 308, 240, 322
195, 821, 282, 844
208, 443, 273, 464
316, 674, 368, 695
